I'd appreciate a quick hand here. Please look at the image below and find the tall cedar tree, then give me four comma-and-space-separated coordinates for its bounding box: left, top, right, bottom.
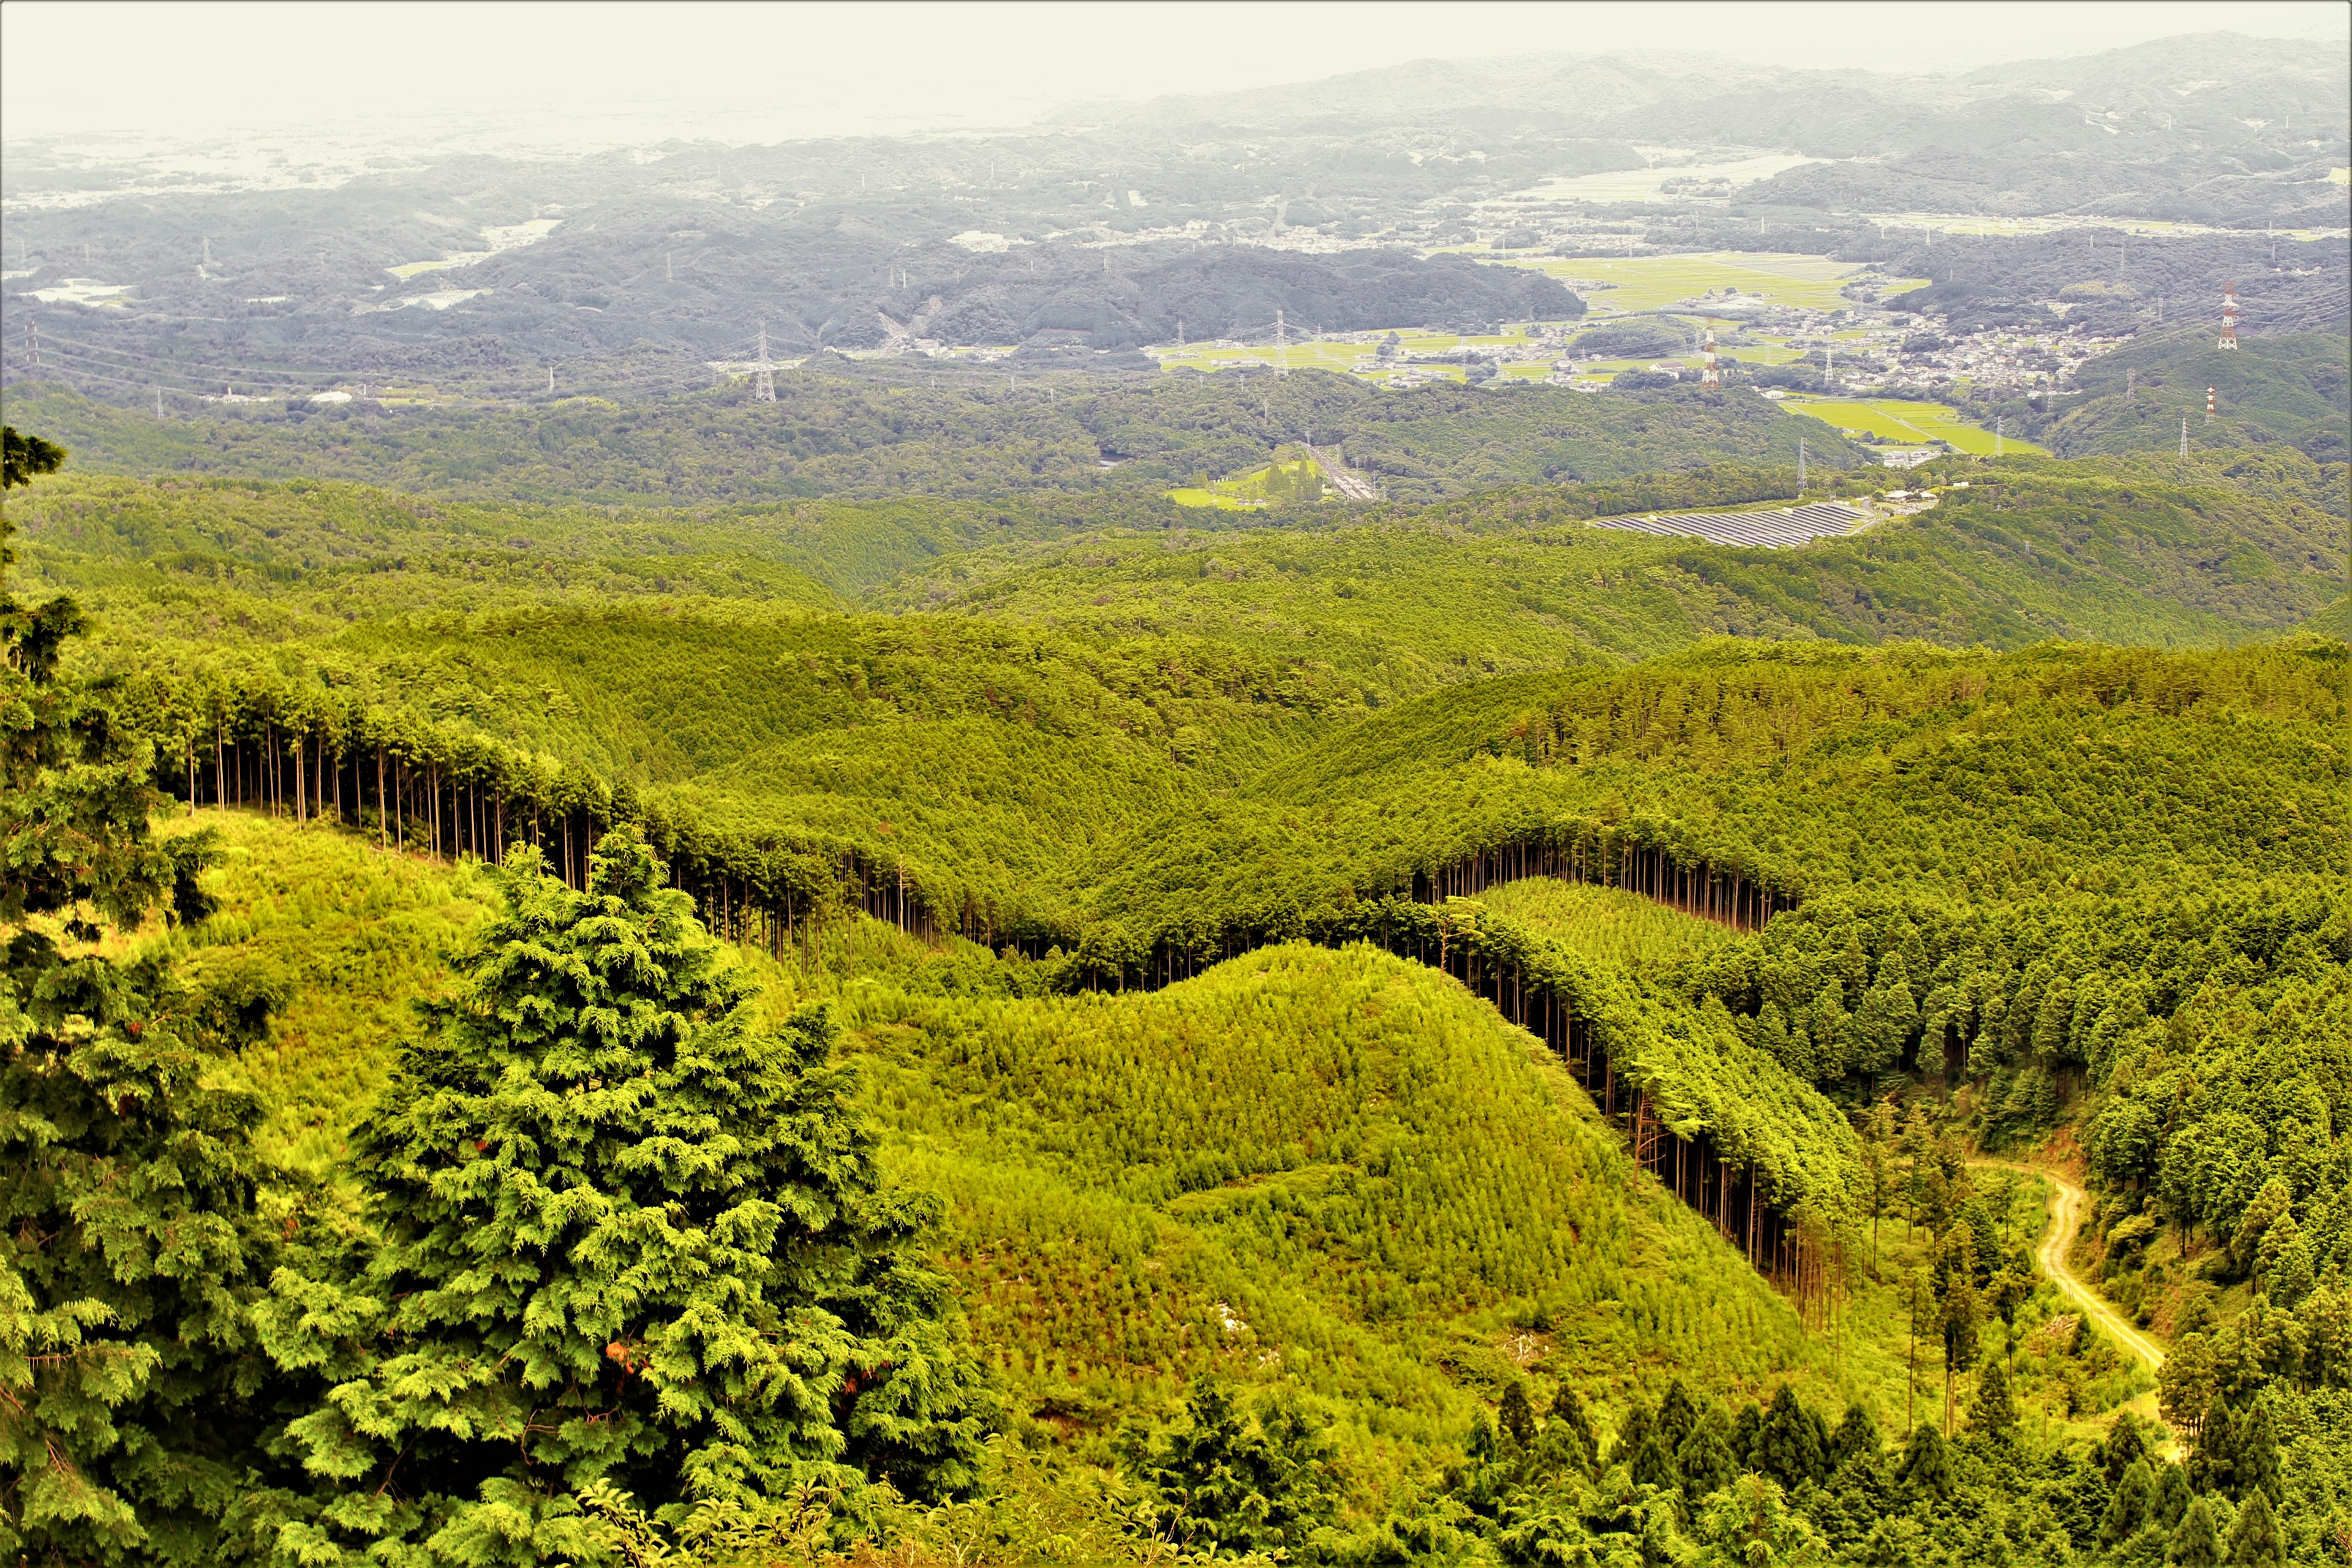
4, 428, 257, 1565
257, 831, 990, 1564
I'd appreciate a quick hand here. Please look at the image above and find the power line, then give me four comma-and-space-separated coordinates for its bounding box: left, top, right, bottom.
33, 331, 353, 383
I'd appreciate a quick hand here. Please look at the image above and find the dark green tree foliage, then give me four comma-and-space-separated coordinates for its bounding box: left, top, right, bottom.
0, 948, 277, 1564
1828, 1403, 1880, 1472
1497, 1382, 1536, 1450
2, 432, 208, 930
257, 831, 989, 1560
2226, 1487, 2282, 1568
9, 369, 1859, 508
0, 427, 66, 490
1136, 1384, 1336, 1558
1971, 1357, 2018, 1439
2, 431, 255, 1564
2171, 1494, 2223, 1568
1397, 1378, 2329, 1566
1749, 1384, 1829, 1492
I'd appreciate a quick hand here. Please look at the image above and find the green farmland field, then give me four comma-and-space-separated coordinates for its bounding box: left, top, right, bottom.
1779, 395, 2047, 455
1487, 251, 1927, 315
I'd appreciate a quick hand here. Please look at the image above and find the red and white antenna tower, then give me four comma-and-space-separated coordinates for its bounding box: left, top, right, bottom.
2206, 385, 2217, 424
1700, 321, 1721, 389
2218, 282, 2239, 349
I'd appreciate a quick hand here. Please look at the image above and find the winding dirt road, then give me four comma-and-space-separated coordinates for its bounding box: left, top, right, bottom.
1988, 1161, 2165, 1375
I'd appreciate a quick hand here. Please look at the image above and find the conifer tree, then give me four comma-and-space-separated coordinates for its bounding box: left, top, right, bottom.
257, 831, 990, 1561
1936, 1223, 1983, 1436
1656, 1379, 1699, 1454
1896, 1423, 1950, 1499
2191, 1398, 2237, 1496
2, 432, 258, 1565
2232, 1398, 2278, 1504
1498, 1382, 1536, 1450
1629, 1428, 1679, 1493
2171, 1494, 2223, 1568
1751, 1385, 1827, 1491
1828, 1403, 1880, 1472
1538, 1385, 1598, 1479
1674, 1408, 1738, 1501
1970, 1357, 2018, 1439
1139, 1384, 1335, 1557
2225, 1487, 2282, 1568
2101, 1458, 2155, 1546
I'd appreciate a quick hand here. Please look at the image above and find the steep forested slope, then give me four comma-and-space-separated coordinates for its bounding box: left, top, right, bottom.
167, 815, 1872, 1505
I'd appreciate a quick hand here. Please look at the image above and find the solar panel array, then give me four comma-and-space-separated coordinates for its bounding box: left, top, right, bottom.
1589, 502, 1868, 549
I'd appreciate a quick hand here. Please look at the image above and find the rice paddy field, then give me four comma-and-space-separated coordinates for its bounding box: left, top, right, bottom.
1485, 251, 1926, 316
1777, 396, 2049, 455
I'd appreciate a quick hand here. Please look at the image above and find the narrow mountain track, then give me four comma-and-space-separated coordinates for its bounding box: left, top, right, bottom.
1981, 1159, 2165, 1375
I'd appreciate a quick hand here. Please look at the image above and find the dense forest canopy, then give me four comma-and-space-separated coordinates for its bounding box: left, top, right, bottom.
2, 15, 2350, 1562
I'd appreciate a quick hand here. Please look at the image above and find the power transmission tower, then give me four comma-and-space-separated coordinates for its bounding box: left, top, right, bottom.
753, 321, 776, 402
1274, 309, 1288, 377
1995, 415, 2003, 456
1700, 322, 1720, 389
2218, 283, 2239, 349
547, 366, 556, 394
1797, 436, 1807, 490
28, 323, 39, 368
2206, 385, 2216, 423
154, 386, 164, 417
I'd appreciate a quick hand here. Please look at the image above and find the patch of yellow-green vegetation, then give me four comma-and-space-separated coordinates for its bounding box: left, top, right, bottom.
159, 812, 492, 1170
1168, 448, 1330, 508
1165, 486, 1267, 510
1491, 252, 1924, 316
1471, 878, 1734, 968
1781, 396, 2048, 456
165, 816, 1918, 1472
852, 941, 1879, 1471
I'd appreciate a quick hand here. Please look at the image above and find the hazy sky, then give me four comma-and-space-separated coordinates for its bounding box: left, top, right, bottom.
6, 0, 2346, 146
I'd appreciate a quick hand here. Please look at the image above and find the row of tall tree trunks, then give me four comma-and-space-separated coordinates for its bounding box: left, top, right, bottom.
1440, 932, 1845, 1330
178, 732, 1834, 1313
170, 733, 938, 953
1409, 835, 1793, 933
186, 729, 595, 888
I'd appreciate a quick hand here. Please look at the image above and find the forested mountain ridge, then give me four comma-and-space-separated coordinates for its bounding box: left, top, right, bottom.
3, 373, 1872, 507
17, 449, 2339, 971
886, 450, 2348, 670
10, 375, 2352, 1560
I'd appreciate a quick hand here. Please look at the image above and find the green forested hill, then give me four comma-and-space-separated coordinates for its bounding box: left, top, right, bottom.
9, 405, 2351, 1563
5, 369, 1872, 506
2040, 331, 2351, 465
21, 449, 2340, 951
1065, 638, 2349, 952
882, 450, 2346, 681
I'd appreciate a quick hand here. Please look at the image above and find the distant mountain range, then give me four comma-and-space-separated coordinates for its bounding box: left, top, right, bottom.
2, 31, 2342, 394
